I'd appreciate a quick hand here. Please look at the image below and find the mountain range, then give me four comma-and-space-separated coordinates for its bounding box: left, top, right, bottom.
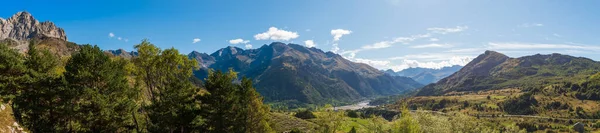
0, 11, 423, 105
11, 11, 600, 107
416, 50, 600, 96
384, 65, 462, 85
188, 43, 424, 104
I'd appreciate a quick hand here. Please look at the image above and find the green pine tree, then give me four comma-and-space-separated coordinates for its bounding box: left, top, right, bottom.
0, 42, 26, 101
133, 40, 202, 132
201, 70, 273, 133
13, 41, 69, 132
63, 45, 140, 132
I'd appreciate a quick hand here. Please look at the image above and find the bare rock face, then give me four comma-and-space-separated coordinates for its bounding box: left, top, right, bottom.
0, 11, 67, 49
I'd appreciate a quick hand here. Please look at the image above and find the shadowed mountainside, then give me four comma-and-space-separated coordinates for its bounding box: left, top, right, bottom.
189, 42, 423, 104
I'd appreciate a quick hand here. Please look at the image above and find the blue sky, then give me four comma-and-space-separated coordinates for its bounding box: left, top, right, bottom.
2, 0, 600, 71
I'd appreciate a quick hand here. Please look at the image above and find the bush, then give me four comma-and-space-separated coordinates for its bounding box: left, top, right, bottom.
294, 110, 316, 119
347, 110, 359, 118
502, 92, 538, 115
289, 128, 304, 133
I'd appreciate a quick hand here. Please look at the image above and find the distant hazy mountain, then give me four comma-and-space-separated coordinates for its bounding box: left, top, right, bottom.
416, 50, 600, 96
105, 49, 138, 59
189, 42, 424, 104
384, 65, 462, 85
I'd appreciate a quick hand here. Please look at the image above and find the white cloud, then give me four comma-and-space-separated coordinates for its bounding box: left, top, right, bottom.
343, 50, 474, 71
245, 44, 253, 49
329, 29, 352, 53
410, 43, 453, 48
446, 42, 600, 55
254, 27, 299, 41
333, 25, 472, 70
553, 33, 561, 37
447, 48, 483, 53
398, 57, 472, 70
229, 38, 249, 44
331, 29, 352, 41
331, 43, 340, 53
519, 23, 544, 27
358, 33, 431, 51
347, 55, 473, 71
193, 38, 201, 43
393, 34, 431, 44
362, 41, 392, 49
427, 26, 468, 34
108, 32, 130, 42
337, 25, 465, 58
353, 58, 392, 69
304, 40, 316, 48
486, 42, 600, 50
389, 53, 472, 61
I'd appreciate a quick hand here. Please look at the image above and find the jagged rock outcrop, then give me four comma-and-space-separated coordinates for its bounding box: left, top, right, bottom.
0, 11, 67, 51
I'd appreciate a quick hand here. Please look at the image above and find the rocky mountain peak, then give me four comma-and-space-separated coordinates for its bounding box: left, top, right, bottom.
0, 11, 67, 49
213, 46, 244, 57
484, 50, 506, 56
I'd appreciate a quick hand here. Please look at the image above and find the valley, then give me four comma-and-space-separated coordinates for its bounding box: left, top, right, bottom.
334, 100, 375, 110
2, 1, 600, 132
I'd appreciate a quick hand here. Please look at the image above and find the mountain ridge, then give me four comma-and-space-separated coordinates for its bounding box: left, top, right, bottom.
416, 50, 600, 96
385, 65, 463, 85
189, 42, 424, 104
105, 42, 424, 104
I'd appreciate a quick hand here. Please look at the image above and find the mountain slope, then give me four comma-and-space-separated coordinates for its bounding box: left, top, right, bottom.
191, 42, 423, 104
416, 50, 600, 96
385, 65, 462, 84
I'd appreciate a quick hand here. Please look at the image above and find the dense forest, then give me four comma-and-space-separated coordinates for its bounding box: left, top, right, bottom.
0, 40, 272, 132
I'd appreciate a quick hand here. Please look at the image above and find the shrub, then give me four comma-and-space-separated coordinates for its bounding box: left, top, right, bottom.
502, 92, 538, 115
294, 110, 316, 119
347, 110, 359, 118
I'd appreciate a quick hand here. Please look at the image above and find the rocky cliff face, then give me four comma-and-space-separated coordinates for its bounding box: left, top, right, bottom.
0, 11, 67, 50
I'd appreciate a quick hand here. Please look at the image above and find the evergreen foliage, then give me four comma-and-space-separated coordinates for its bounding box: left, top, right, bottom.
13, 42, 68, 132
201, 69, 273, 133
133, 40, 202, 132
1, 40, 274, 132
0, 42, 26, 101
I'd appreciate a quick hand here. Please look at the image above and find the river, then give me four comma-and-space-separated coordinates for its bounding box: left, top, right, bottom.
333, 100, 375, 110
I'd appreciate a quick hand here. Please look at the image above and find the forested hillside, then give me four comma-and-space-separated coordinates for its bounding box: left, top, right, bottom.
0, 40, 272, 132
